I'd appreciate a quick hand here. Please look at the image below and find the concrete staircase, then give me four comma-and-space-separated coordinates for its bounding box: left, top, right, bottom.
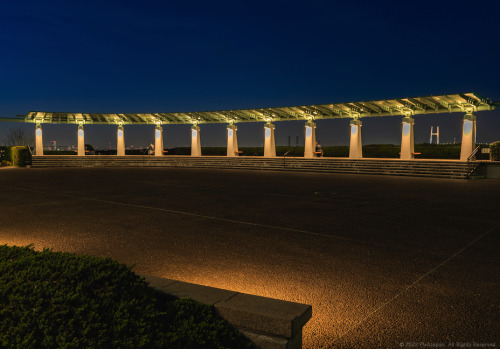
31, 155, 473, 179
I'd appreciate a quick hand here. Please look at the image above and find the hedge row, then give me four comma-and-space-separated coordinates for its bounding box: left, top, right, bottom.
166, 144, 491, 160
0, 245, 253, 349
0, 146, 31, 167
19, 143, 499, 160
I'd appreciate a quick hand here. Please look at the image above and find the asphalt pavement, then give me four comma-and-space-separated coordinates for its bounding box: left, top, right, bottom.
0, 167, 498, 348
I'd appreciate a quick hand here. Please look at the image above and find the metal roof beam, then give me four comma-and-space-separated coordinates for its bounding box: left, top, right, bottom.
4, 93, 496, 125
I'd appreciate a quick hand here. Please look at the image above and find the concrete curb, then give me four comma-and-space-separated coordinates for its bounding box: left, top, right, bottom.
143, 275, 312, 349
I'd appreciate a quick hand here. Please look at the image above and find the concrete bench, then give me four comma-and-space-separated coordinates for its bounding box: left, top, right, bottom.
143, 275, 312, 349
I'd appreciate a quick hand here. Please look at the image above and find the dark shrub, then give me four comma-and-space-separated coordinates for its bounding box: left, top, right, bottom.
0, 146, 31, 166
0, 245, 252, 349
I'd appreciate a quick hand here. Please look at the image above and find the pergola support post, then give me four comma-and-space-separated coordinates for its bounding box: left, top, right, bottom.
400, 116, 414, 160
77, 124, 85, 156
117, 125, 125, 156
349, 118, 362, 159
155, 125, 164, 156
264, 123, 276, 157
304, 121, 316, 158
35, 123, 43, 156
460, 112, 476, 161
191, 125, 201, 156
226, 124, 238, 157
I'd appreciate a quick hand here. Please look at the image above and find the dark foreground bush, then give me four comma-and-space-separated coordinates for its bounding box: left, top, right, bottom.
0, 245, 253, 349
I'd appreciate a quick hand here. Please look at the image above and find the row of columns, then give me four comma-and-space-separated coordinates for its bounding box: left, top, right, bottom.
34, 112, 477, 161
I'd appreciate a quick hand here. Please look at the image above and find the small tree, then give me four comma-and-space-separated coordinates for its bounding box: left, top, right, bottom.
4, 127, 34, 147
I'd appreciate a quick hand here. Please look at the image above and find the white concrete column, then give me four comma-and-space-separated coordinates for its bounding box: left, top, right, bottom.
460, 112, 476, 161
264, 123, 276, 157
349, 119, 362, 159
35, 123, 43, 156
117, 125, 125, 156
77, 124, 85, 156
155, 125, 164, 156
226, 124, 239, 156
304, 121, 316, 158
400, 116, 414, 160
191, 125, 201, 156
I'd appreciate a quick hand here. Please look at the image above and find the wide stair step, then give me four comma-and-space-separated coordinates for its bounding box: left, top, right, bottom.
31, 156, 472, 179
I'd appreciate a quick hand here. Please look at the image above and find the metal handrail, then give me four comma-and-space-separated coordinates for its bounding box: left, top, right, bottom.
466, 161, 481, 178
467, 145, 481, 162
283, 146, 297, 157
465, 145, 482, 178
26, 146, 34, 166
283, 146, 297, 168
142, 147, 150, 166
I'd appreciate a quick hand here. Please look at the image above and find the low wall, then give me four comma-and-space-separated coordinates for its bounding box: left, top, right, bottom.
143, 275, 312, 349
475, 162, 500, 179
486, 163, 500, 179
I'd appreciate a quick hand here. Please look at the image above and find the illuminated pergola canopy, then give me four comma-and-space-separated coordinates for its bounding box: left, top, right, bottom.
6, 93, 498, 125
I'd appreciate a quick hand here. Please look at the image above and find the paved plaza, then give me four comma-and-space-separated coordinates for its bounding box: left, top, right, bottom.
0, 167, 498, 348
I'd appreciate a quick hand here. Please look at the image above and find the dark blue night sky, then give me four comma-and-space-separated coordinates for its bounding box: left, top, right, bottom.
0, 0, 499, 148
